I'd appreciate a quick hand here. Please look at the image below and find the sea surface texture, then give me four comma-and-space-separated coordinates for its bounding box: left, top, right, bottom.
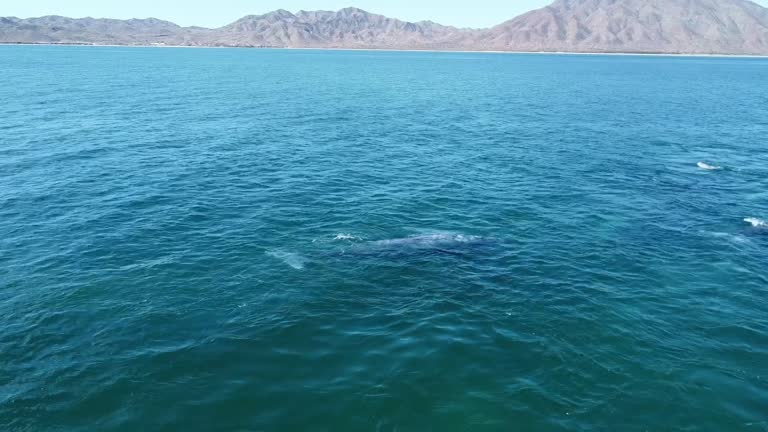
1, 46, 767, 432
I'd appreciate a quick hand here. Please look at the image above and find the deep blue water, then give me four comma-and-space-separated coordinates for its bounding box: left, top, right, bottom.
1, 46, 768, 431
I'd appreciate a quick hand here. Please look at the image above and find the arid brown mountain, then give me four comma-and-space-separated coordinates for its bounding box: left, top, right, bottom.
2, 0, 768, 54
482, 0, 768, 54
211, 8, 476, 49
0, 16, 200, 45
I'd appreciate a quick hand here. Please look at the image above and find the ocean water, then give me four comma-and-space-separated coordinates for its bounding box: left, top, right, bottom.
1, 46, 768, 432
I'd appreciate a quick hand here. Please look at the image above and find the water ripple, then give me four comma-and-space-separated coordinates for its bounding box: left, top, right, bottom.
1, 46, 767, 431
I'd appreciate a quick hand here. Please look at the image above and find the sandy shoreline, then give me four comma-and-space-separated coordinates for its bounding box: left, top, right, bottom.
1, 42, 766, 58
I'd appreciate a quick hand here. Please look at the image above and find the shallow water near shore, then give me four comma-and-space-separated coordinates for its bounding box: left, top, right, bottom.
1, 46, 768, 431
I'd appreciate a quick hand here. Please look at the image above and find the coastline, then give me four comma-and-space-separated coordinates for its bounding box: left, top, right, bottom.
1, 42, 766, 58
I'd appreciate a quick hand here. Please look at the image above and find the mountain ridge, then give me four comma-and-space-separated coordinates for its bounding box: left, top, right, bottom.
2, 0, 768, 54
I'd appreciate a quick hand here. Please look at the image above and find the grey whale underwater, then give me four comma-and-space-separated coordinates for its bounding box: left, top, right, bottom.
267, 233, 499, 270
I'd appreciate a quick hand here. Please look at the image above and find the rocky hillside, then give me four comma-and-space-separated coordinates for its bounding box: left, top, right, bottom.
0, 15, 203, 45
210, 8, 476, 49
2, 0, 768, 54
481, 0, 768, 54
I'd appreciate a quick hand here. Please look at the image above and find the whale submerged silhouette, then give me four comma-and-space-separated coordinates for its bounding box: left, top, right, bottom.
366, 233, 489, 249
343, 233, 498, 258
267, 232, 498, 269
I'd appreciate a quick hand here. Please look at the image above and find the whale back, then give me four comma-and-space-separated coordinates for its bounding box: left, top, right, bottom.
339, 233, 498, 258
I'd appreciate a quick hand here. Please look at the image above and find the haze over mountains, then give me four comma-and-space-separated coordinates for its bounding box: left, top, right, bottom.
2, 0, 768, 54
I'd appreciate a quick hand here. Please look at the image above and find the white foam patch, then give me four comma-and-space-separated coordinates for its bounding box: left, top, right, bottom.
370, 232, 484, 248
266, 250, 307, 270
452, 234, 482, 242
697, 162, 722, 171
708, 232, 751, 244
334, 233, 362, 241
744, 217, 767, 228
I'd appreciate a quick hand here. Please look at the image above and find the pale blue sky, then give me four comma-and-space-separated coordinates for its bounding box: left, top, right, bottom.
6, 0, 768, 29
1, 0, 578, 28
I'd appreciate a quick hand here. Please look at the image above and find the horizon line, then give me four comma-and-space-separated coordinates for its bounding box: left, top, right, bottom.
3, 42, 768, 58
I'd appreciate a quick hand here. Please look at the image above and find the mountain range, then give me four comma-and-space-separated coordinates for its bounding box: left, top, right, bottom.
2, 0, 768, 54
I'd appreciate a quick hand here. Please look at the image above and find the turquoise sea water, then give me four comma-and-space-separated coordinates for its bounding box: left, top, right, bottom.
1, 46, 768, 431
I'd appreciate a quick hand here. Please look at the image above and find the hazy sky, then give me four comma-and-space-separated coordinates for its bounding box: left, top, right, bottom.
0, 1, 583, 28
6, 0, 768, 29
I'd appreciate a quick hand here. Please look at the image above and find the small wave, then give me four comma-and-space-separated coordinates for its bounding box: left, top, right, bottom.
265, 250, 307, 270
334, 233, 362, 241
744, 217, 767, 228
697, 162, 722, 171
